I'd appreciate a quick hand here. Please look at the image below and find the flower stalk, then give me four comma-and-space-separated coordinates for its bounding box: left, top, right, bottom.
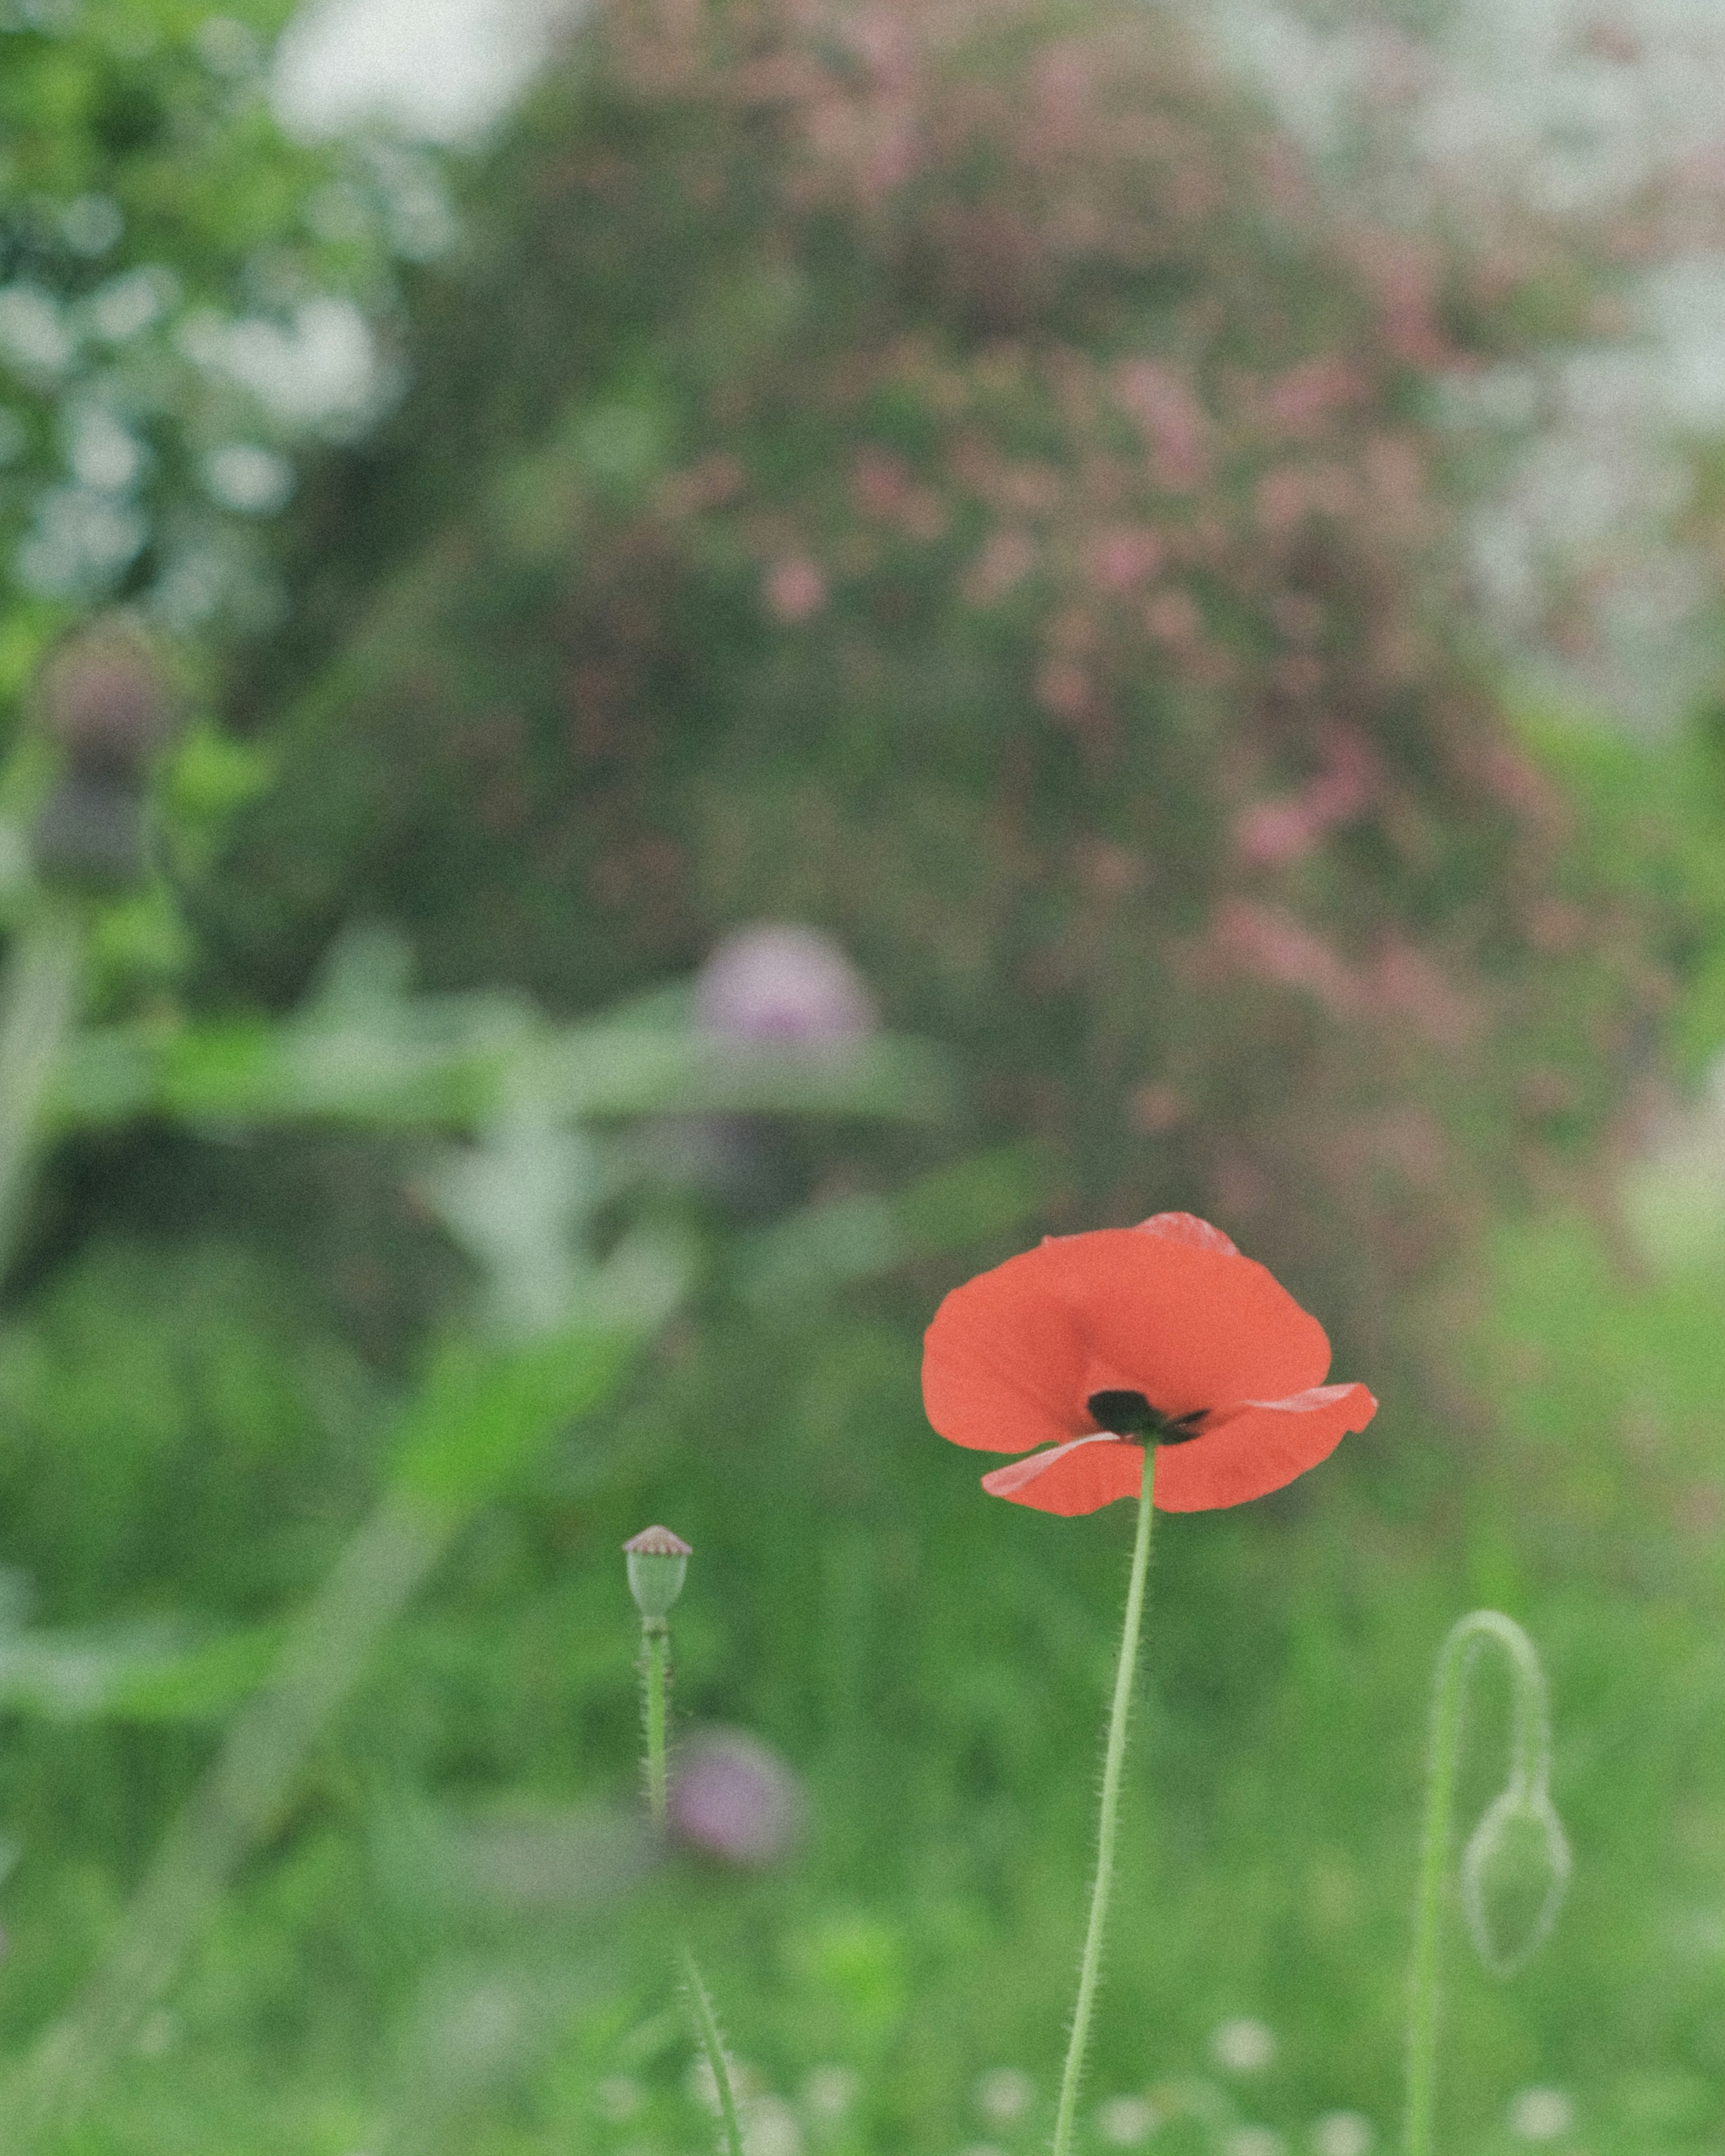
1052, 1444, 1158, 2156
0, 902, 84, 1282
626, 1527, 744, 2156
1402, 1610, 1568, 2156
643, 1626, 670, 1830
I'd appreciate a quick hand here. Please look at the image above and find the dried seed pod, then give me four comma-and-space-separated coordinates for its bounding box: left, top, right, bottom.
623, 1523, 691, 1622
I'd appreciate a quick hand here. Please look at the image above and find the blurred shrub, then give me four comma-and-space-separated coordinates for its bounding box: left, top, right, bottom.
217, 0, 1662, 1357
0, 0, 427, 670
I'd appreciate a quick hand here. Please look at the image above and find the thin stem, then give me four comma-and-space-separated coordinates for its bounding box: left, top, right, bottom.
1402, 1610, 1556, 2156
638, 1615, 743, 2156
1052, 1445, 1158, 2156
681, 1941, 746, 2156
643, 1625, 669, 1831
0, 903, 84, 1281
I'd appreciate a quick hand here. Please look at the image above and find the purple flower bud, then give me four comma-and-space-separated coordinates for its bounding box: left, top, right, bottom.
39, 618, 175, 785
668, 1727, 804, 1868
694, 924, 877, 1049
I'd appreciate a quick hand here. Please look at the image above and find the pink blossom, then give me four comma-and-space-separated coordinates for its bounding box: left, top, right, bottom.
1112, 360, 1210, 490
1031, 43, 1095, 154
1234, 797, 1327, 870
1209, 898, 1362, 1017
1255, 462, 1358, 538
1087, 524, 1164, 593
1367, 939, 1482, 1049
852, 448, 913, 520
764, 556, 827, 623
1351, 233, 1446, 366
1265, 357, 1368, 438
1234, 733, 1373, 867
1144, 588, 1201, 647
1128, 1082, 1183, 1133
1037, 656, 1090, 720
964, 528, 1037, 604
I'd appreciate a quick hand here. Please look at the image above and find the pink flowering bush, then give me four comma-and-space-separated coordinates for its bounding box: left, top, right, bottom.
237, 0, 1662, 1358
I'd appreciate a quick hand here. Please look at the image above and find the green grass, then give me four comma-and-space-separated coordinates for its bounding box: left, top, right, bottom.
0, 1196, 1722, 2154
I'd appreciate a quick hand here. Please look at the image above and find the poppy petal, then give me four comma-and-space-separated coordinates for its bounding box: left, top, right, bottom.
922, 1246, 1092, 1454
1137, 1212, 1240, 1257
1052, 1229, 1332, 1413
1151, 1382, 1377, 1512
981, 1435, 1148, 1515
924, 1226, 1333, 1456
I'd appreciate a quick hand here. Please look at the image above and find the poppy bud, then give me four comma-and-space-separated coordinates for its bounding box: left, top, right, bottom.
668, 1727, 803, 1866
694, 923, 878, 1048
1461, 1785, 1571, 1976
39, 618, 175, 786
29, 773, 147, 890
623, 1523, 691, 1625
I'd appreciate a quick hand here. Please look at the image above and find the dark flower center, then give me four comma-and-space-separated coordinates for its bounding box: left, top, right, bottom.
1086, 1389, 1207, 1444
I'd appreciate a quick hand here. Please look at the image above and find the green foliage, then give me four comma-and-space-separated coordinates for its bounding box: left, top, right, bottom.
0, 1236, 359, 1620
1514, 692, 1725, 1080
0, 0, 426, 661
2, 1204, 1723, 2156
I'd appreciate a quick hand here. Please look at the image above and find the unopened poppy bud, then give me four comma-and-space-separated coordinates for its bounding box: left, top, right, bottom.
623, 1524, 691, 1625
1461, 1785, 1571, 1977
39, 618, 175, 786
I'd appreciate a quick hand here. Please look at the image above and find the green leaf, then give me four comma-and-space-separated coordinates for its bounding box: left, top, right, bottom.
734, 1142, 1046, 1312
389, 1323, 640, 1516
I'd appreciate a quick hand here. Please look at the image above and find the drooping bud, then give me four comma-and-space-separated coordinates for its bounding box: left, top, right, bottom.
623, 1524, 691, 1625
1461, 1785, 1571, 1977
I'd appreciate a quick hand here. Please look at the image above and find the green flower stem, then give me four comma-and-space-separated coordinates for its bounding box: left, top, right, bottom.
0, 902, 84, 1280
638, 1614, 743, 2156
1052, 1444, 1159, 2156
1402, 1610, 1553, 2156
681, 1940, 746, 2156
643, 1625, 670, 1832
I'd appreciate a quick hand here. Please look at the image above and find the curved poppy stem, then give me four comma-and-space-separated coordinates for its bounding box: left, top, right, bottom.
1052, 1445, 1158, 2156
1402, 1611, 1561, 2156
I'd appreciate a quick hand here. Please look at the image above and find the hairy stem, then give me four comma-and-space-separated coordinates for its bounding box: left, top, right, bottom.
1052, 1445, 1158, 2156
638, 1613, 743, 2156
681, 1940, 746, 2156
643, 1626, 669, 1832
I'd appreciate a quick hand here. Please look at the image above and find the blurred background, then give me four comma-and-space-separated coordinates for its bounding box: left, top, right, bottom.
3, 0, 1725, 2150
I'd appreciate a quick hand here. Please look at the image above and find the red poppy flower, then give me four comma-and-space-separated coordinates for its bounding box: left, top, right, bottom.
922, 1212, 1376, 1514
